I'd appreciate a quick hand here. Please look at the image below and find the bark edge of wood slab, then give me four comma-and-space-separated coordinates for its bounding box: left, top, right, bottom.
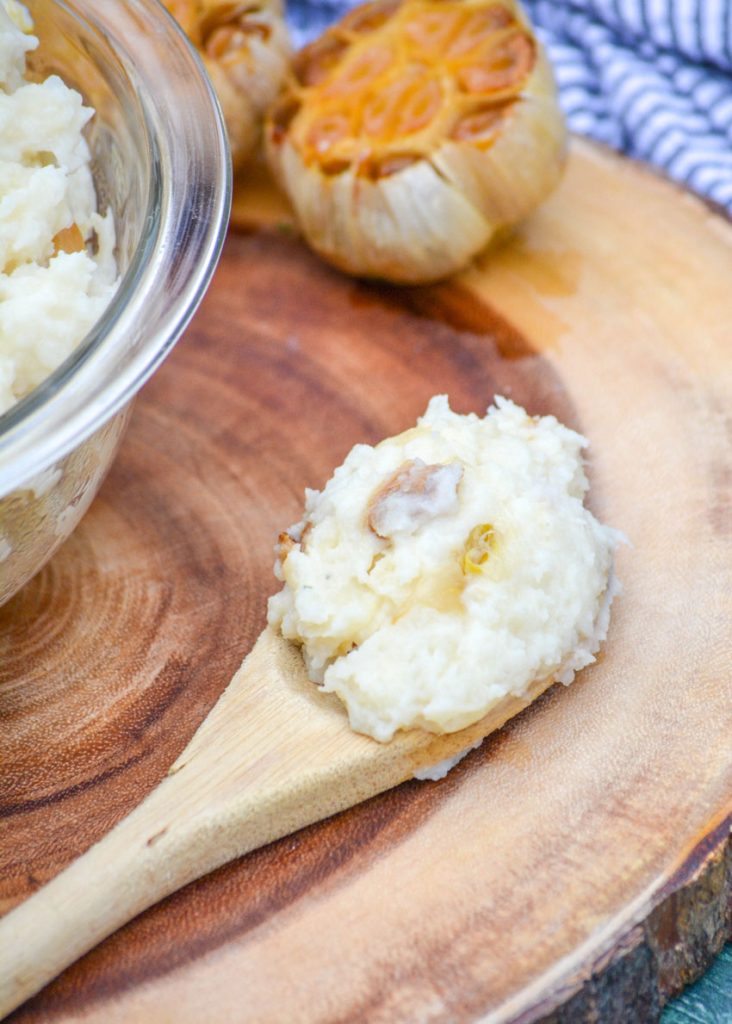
528, 809, 732, 1023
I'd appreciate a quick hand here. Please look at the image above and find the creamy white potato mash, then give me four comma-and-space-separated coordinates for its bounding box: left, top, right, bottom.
268, 396, 621, 743
0, 0, 117, 413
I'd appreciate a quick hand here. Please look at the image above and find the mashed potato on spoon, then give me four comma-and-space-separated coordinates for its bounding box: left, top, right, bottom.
268, 396, 621, 743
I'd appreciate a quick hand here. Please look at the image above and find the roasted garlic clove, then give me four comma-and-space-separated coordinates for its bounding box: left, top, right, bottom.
164, 0, 291, 168
265, 0, 565, 283
367, 459, 463, 538
462, 522, 496, 574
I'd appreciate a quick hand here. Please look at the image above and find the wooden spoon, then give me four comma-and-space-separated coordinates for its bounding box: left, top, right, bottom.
0, 625, 555, 1017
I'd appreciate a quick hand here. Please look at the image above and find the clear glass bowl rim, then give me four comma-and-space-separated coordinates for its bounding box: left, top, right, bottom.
0, 0, 232, 494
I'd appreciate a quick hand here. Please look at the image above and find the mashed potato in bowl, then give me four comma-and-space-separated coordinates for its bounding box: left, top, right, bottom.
269, 396, 622, 743
0, 0, 117, 414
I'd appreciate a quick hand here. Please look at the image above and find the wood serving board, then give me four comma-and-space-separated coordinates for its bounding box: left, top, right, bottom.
2, 138, 732, 1023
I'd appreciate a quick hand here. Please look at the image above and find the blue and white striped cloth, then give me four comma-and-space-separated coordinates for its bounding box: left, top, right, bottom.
286, 0, 732, 212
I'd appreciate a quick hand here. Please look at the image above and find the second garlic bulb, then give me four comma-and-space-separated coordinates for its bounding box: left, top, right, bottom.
166, 0, 291, 169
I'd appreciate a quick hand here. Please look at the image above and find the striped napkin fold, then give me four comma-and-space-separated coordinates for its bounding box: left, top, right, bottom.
286, 0, 732, 212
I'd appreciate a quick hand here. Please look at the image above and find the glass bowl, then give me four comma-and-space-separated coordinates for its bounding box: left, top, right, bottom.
0, 0, 231, 606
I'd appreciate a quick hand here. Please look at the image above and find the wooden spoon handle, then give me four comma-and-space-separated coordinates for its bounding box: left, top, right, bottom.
0, 628, 553, 1017
0, 799, 186, 1018
0, 630, 382, 1016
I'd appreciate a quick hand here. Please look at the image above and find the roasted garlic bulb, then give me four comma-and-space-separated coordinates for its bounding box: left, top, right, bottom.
165, 0, 291, 168
265, 0, 565, 283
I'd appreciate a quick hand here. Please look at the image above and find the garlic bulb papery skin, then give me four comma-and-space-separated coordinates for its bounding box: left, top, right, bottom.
265, 0, 566, 284
165, 0, 291, 169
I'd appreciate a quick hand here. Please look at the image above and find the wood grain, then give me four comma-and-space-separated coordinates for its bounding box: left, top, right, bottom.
2, 138, 732, 1022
